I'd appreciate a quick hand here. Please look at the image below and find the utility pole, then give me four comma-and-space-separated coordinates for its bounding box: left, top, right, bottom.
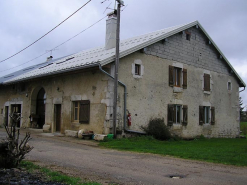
113, 0, 124, 138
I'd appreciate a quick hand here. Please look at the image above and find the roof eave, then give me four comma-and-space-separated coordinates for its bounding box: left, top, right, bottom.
3, 63, 99, 85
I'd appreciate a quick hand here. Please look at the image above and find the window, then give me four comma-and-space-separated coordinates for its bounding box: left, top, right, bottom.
203, 73, 210, 91
73, 100, 90, 123
1, 109, 3, 114
135, 64, 141, 75
168, 104, 188, 126
199, 106, 215, 125
174, 67, 181, 87
169, 66, 187, 89
227, 81, 232, 90
186, 32, 191, 41
132, 60, 144, 78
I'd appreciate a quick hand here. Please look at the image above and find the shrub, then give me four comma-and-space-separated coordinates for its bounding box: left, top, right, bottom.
0, 113, 33, 168
142, 118, 171, 140
241, 124, 247, 135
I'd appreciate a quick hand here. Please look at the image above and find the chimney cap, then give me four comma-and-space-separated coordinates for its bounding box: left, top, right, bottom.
46, 56, 53, 61
107, 10, 117, 17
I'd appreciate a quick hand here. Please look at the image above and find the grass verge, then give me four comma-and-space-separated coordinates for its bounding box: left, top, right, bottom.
100, 136, 247, 166
20, 160, 100, 185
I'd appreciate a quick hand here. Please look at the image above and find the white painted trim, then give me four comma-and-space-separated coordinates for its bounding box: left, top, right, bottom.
132, 59, 144, 78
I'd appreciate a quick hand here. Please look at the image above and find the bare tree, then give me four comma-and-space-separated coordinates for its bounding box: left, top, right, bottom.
0, 112, 33, 168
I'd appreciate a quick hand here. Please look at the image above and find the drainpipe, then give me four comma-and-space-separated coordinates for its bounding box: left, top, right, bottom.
98, 64, 146, 135
239, 87, 245, 93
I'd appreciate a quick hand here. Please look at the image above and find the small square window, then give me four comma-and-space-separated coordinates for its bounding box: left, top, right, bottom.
228, 82, 232, 90
186, 32, 191, 41
135, 64, 141, 75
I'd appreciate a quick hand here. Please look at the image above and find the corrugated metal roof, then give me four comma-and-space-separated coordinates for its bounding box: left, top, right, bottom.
1, 20, 245, 87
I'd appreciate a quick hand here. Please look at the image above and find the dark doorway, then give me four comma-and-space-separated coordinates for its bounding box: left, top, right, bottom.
55, 104, 61, 132
4, 106, 9, 126
11, 104, 21, 127
36, 88, 46, 129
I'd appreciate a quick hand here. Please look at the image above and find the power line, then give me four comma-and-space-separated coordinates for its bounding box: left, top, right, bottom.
0, 0, 92, 64
0, 15, 107, 73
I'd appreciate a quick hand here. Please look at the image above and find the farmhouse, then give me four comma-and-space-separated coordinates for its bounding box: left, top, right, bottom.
0, 13, 245, 138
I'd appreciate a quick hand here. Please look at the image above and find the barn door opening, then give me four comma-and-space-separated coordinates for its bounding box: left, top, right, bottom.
36, 88, 46, 129
54, 104, 61, 132
11, 104, 21, 127
4, 106, 9, 126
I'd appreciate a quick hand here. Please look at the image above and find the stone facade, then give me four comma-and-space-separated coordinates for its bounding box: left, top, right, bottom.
116, 27, 240, 138
0, 69, 111, 134
0, 26, 242, 138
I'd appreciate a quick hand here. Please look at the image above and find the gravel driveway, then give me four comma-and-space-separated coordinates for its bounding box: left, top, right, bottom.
1, 128, 247, 185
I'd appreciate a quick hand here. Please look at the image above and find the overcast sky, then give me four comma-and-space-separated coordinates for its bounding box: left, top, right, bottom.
0, 0, 247, 107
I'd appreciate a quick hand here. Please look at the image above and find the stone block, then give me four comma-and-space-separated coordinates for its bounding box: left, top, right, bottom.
43, 125, 51, 133
78, 129, 85, 139
65, 130, 78, 138
94, 134, 107, 141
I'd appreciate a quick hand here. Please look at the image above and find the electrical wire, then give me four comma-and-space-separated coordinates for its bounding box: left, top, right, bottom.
0, 0, 92, 64
0, 15, 107, 73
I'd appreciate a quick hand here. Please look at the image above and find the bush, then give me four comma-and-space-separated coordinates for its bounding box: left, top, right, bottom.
241, 124, 247, 135
142, 118, 171, 140
0, 113, 33, 168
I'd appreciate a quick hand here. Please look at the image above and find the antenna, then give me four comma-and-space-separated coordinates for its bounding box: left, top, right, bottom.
103, 2, 113, 14
46, 48, 59, 57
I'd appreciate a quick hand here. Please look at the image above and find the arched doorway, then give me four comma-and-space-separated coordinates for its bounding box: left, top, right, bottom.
36, 88, 46, 128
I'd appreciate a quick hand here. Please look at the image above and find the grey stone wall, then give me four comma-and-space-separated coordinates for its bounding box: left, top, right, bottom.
144, 26, 231, 76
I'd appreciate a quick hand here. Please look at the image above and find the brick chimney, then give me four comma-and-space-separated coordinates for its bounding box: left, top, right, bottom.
105, 11, 117, 50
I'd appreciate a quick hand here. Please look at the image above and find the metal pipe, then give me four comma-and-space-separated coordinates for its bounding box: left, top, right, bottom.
98, 64, 146, 135
112, 3, 121, 137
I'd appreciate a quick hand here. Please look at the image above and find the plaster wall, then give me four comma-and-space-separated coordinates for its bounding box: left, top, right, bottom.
117, 27, 240, 138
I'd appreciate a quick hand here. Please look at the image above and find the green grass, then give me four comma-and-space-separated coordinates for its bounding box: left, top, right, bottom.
20, 161, 101, 185
100, 136, 247, 166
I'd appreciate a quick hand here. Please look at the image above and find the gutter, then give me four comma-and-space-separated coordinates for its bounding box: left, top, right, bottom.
239, 87, 245, 93
98, 64, 146, 135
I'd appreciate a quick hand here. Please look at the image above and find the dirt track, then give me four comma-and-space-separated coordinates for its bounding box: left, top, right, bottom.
1, 128, 247, 185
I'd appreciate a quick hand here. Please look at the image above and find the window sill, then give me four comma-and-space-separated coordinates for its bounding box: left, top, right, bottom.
172, 124, 182, 130
203, 124, 212, 129
133, 74, 142, 79
203, 91, 211, 95
173, 87, 183, 93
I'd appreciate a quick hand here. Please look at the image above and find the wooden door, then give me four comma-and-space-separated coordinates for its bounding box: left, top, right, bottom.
36, 88, 46, 128
5, 106, 9, 126
55, 104, 61, 132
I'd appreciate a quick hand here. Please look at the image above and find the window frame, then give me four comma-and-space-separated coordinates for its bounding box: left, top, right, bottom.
174, 67, 182, 87
199, 106, 215, 125
203, 73, 211, 92
168, 104, 188, 126
227, 81, 232, 91
135, 64, 141, 76
186, 32, 191, 41
72, 100, 90, 124
169, 65, 187, 89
